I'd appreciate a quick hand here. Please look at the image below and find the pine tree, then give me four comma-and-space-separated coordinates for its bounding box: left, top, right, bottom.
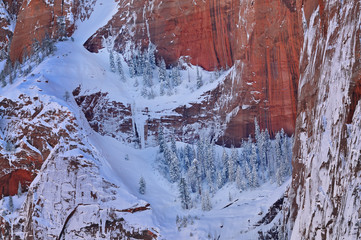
196, 67, 203, 89
183, 154, 191, 171
221, 149, 229, 182
129, 56, 136, 78
158, 59, 167, 84
274, 132, 282, 181
17, 182, 22, 197
188, 159, 200, 194
245, 161, 252, 187
158, 125, 165, 153
116, 54, 126, 82
184, 144, 195, 164
171, 136, 177, 154
236, 166, 242, 189
109, 51, 116, 72
142, 58, 153, 87
216, 171, 223, 189
201, 191, 212, 211
172, 65, 181, 87
64, 91, 70, 102
159, 82, 165, 96
1, 74, 6, 87
228, 147, 238, 182
148, 46, 156, 69
179, 177, 191, 209
139, 177, 146, 195
169, 151, 180, 183
8, 196, 14, 212
205, 142, 215, 184
250, 144, 259, 188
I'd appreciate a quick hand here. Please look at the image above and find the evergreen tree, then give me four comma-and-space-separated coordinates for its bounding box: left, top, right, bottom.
196, 140, 205, 179
159, 82, 165, 96
184, 144, 194, 164
236, 166, 242, 189
169, 151, 180, 183
64, 91, 70, 102
171, 136, 177, 154
245, 161, 252, 187
8, 196, 14, 212
1, 73, 6, 87
139, 177, 146, 195
221, 149, 229, 182
142, 58, 153, 87
274, 132, 282, 181
179, 177, 191, 209
17, 182, 22, 197
109, 51, 116, 72
196, 67, 203, 89
205, 142, 215, 184
183, 153, 191, 171
188, 159, 201, 194
148, 46, 156, 68
216, 171, 224, 189
158, 59, 167, 84
172, 65, 181, 87
116, 54, 126, 82
228, 147, 238, 182
148, 87, 156, 99
201, 191, 212, 211
129, 55, 136, 78
250, 144, 259, 188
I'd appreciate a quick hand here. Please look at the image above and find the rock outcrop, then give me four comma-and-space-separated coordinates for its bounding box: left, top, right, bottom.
0, 94, 157, 239
0, 95, 75, 198
284, 0, 361, 239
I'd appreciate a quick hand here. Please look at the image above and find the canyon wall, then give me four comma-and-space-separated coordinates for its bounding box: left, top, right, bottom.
284, 0, 361, 238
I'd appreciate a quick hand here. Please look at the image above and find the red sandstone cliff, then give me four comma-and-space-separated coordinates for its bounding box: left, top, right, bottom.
83, 0, 301, 144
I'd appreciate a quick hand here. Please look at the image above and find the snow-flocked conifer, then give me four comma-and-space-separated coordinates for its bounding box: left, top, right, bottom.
196, 67, 203, 89
201, 191, 212, 211
8, 196, 14, 212
17, 182, 22, 197
109, 51, 116, 72
169, 151, 180, 183
116, 54, 126, 82
236, 166, 242, 189
179, 177, 191, 209
139, 177, 146, 195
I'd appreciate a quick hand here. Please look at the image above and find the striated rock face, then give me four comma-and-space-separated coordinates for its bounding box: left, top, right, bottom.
83, 0, 302, 145
285, 0, 361, 239
0, 95, 75, 198
8, 0, 96, 63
